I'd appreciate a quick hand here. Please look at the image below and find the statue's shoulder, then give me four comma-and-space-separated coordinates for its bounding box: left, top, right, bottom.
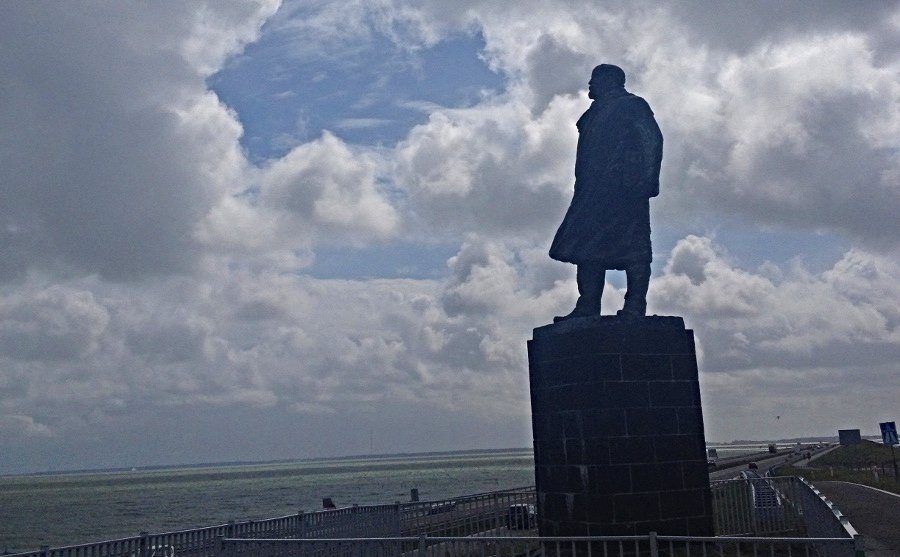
618, 94, 654, 116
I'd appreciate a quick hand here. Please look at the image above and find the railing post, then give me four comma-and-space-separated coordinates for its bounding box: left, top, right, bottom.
417, 534, 427, 556
392, 502, 402, 536
39, 545, 49, 557
648, 532, 658, 557
139, 532, 149, 557
213, 536, 223, 557
227, 520, 235, 539
492, 493, 499, 531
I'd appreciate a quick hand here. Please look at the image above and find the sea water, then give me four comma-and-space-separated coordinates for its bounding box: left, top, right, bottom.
0, 449, 534, 552
0, 444, 767, 552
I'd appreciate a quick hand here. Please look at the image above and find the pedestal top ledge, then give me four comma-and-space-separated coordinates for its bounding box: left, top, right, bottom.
533, 315, 685, 340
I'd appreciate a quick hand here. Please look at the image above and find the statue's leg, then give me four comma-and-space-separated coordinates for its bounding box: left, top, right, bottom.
575, 262, 605, 315
620, 263, 650, 317
555, 263, 605, 322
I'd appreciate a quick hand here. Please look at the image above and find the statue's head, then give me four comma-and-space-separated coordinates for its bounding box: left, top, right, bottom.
588, 64, 626, 99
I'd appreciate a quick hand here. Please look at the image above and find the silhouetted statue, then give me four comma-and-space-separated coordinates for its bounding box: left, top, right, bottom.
551, 64, 663, 321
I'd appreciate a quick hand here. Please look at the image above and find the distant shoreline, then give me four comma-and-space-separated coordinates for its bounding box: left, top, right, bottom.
1, 446, 535, 479
7, 435, 867, 478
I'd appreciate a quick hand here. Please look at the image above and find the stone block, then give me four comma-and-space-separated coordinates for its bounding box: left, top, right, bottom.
586, 465, 632, 494
614, 492, 660, 521
653, 434, 705, 463
648, 381, 700, 407
582, 409, 626, 437
529, 315, 713, 536
609, 436, 655, 464
621, 354, 673, 380
626, 407, 678, 436
671, 354, 700, 379
605, 381, 650, 408
676, 406, 704, 434
659, 489, 707, 518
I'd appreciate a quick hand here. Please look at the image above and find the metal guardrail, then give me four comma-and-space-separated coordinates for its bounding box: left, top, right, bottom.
218, 534, 859, 557
6, 479, 864, 557
712, 476, 800, 536
796, 477, 862, 542
2, 488, 535, 557
711, 476, 863, 545
399, 487, 534, 537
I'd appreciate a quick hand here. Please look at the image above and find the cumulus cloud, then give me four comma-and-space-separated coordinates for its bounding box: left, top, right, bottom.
2, 0, 899, 471
0, 285, 110, 361
379, 1, 900, 247
5, 234, 897, 466
648, 236, 900, 439
259, 131, 399, 240
0, 1, 280, 281
394, 94, 582, 239
652, 236, 900, 371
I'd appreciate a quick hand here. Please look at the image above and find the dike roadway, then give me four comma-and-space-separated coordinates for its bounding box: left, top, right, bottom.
814, 481, 900, 556
708, 448, 828, 481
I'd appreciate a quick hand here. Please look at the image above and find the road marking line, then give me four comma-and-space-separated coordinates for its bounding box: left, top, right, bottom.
822, 480, 900, 499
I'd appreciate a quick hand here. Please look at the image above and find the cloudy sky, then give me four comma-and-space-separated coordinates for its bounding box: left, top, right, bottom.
1, 1, 898, 474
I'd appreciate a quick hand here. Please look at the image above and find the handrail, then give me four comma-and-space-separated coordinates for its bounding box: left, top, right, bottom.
221, 534, 854, 543
2, 486, 536, 557
219, 533, 859, 557
5, 479, 862, 557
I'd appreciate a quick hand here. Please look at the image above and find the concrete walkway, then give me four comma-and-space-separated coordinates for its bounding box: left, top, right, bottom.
815, 481, 900, 556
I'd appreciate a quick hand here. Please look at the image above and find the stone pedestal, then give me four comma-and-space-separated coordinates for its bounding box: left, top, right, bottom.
528, 316, 713, 536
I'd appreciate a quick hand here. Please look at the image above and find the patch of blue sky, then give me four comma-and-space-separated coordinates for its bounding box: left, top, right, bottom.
208, 29, 503, 163
307, 241, 460, 280
208, 23, 504, 280
653, 219, 851, 278
209, 19, 846, 283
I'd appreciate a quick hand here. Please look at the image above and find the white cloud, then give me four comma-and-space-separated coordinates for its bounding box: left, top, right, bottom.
0, 285, 110, 362
0, 415, 52, 439
260, 131, 399, 240
2, 0, 899, 471
335, 117, 392, 129
394, 94, 582, 238
378, 1, 900, 246
5, 234, 896, 464
0, 1, 279, 280
652, 236, 900, 373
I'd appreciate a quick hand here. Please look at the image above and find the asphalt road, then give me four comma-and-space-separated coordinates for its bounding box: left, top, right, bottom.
709, 452, 793, 480
709, 445, 834, 480
815, 481, 900, 556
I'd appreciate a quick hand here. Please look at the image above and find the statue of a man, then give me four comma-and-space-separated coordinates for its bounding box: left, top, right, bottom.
550, 64, 663, 321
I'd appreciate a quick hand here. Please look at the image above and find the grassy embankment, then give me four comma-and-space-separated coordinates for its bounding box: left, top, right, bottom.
775, 440, 900, 495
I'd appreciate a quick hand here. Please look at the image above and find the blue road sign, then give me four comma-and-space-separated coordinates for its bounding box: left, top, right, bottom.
880, 421, 898, 445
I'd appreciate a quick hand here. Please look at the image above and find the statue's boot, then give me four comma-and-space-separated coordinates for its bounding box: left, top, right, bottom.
554, 263, 605, 323
617, 263, 650, 318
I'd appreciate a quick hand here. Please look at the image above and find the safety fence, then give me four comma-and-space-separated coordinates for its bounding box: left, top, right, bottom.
399, 488, 534, 537
7, 478, 863, 557
217, 534, 861, 557
3, 488, 534, 557
794, 478, 862, 542
711, 476, 861, 544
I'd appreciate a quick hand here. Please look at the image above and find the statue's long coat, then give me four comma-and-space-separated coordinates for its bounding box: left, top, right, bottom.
549, 90, 662, 268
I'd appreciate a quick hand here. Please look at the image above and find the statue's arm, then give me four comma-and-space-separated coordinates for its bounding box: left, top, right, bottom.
611, 101, 662, 198
635, 109, 663, 198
